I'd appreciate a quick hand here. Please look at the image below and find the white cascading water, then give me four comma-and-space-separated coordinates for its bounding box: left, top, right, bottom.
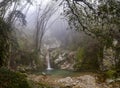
46, 52, 53, 70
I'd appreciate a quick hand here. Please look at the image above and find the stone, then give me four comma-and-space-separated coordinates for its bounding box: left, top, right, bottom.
106, 79, 114, 84
56, 75, 116, 88
56, 75, 99, 88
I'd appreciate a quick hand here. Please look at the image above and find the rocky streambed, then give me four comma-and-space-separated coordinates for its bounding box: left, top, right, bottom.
55, 75, 120, 88
27, 73, 120, 88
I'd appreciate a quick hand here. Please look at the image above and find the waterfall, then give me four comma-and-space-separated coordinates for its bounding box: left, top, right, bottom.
46, 52, 53, 70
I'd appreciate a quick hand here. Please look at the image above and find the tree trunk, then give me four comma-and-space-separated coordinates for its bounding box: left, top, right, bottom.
98, 43, 104, 71
114, 43, 120, 70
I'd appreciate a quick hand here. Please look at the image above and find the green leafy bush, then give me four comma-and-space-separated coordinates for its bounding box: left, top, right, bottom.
0, 67, 31, 88
104, 69, 117, 79
74, 48, 85, 71
74, 45, 100, 71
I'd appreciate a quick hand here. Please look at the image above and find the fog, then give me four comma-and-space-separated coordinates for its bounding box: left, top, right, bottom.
1, 0, 119, 87
18, 0, 78, 48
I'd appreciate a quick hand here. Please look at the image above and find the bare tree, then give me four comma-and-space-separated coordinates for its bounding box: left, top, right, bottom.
34, 0, 61, 54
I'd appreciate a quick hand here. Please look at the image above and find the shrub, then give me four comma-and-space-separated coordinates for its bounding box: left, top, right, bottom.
104, 69, 117, 79
74, 48, 85, 71
0, 67, 31, 88
0, 18, 11, 67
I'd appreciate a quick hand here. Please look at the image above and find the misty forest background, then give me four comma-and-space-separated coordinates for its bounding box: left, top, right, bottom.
0, 0, 120, 88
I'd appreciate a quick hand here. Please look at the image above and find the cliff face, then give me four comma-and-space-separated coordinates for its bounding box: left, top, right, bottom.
46, 44, 117, 71
51, 50, 75, 70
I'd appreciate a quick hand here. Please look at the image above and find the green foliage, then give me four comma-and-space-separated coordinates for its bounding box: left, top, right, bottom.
65, 0, 120, 71
76, 48, 84, 61
74, 48, 85, 70
104, 69, 117, 79
0, 67, 31, 88
0, 18, 11, 67
16, 51, 33, 66
74, 42, 100, 71
15, 51, 44, 71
